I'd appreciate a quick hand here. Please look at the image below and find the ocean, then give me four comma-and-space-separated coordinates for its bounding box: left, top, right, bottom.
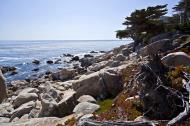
0, 40, 130, 82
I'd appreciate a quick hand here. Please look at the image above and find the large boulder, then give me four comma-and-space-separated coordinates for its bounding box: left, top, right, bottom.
88, 61, 108, 72
113, 54, 126, 61
38, 93, 58, 117
162, 52, 190, 67
38, 82, 63, 102
113, 45, 126, 55
148, 32, 180, 43
0, 103, 14, 118
52, 68, 77, 81
79, 58, 95, 68
139, 39, 172, 57
100, 70, 123, 96
0, 117, 10, 123
72, 72, 103, 99
10, 80, 29, 91
0, 69, 6, 103
38, 90, 75, 118
28, 100, 41, 118
13, 93, 38, 108
46, 87, 62, 102
57, 90, 77, 117
73, 102, 100, 114
72, 68, 123, 99
10, 101, 35, 122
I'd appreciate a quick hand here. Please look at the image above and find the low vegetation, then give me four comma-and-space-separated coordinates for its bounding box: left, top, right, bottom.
167, 66, 190, 90
94, 92, 142, 121
95, 64, 142, 121
96, 99, 113, 115
64, 117, 77, 126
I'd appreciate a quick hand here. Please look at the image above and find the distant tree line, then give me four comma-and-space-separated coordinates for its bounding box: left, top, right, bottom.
116, 0, 190, 51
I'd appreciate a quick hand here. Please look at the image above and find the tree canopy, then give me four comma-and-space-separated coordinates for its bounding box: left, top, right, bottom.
173, 0, 190, 23
116, 5, 168, 50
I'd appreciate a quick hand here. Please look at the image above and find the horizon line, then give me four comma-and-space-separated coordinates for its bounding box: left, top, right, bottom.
0, 39, 132, 41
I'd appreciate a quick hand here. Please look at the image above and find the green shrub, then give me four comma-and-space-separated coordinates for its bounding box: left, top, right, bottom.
176, 21, 190, 34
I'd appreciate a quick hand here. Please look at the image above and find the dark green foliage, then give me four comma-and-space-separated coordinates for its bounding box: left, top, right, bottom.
116, 5, 168, 50
177, 21, 190, 33
173, 0, 190, 23
165, 14, 181, 32
173, 0, 188, 12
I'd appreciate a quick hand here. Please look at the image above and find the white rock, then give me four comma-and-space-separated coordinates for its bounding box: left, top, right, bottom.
0, 117, 10, 123
19, 88, 39, 95
13, 93, 38, 108
73, 102, 100, 114
162, 52, 190, 67
0, 102, 14, 117
77, 95, 96, 103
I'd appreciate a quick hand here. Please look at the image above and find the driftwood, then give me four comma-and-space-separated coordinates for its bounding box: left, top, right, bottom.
135, 55, 185, 120
167, 72, 190, 126
77, 119, 156, 126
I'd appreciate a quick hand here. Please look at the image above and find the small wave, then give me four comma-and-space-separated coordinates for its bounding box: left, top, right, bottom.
0, 57, 33, 61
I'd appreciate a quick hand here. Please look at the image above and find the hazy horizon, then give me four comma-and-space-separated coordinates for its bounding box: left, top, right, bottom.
0, 0, 179, 40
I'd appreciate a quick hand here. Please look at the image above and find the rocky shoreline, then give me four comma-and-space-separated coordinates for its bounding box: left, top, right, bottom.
1, 51, 106, 82
1, 32, 190, 126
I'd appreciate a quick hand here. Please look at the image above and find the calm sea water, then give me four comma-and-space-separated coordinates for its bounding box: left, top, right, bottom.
0, 40, 130, 82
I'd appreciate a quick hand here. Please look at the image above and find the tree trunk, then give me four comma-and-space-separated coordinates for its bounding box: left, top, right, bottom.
183, 0, 188, 23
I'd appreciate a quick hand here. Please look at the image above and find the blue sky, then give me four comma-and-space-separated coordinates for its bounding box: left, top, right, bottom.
0, 0, 179, 40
